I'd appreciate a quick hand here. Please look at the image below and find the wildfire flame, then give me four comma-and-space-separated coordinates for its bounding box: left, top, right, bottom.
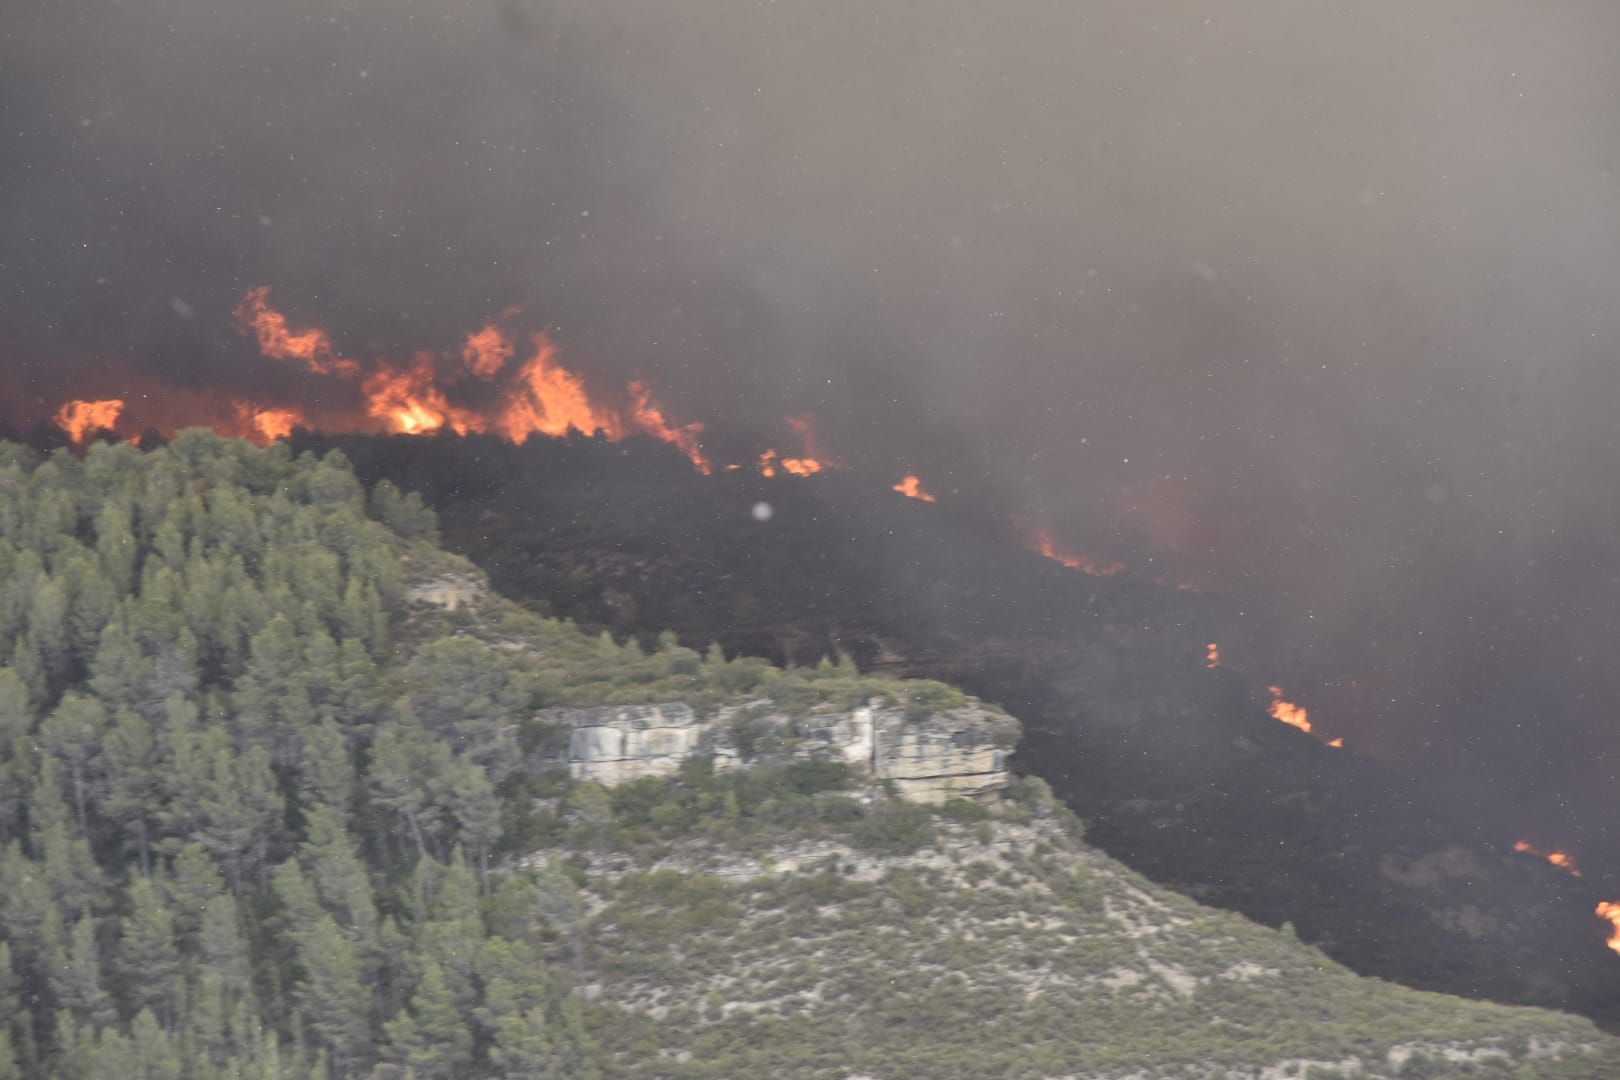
462, 324, 514, 379
54, 400, 125, 444
754, 415, 833, 477
234, 286, 360, 377
1206, 642, 1221, 669
1268, 685, 1312, 734
1513, 840, 1582, 877
497, 331, 622, 442
758, 450, 824, 477
232, 402, 306, 443
1022, 525, 1127, 577
241, 289, 714, 469
42, 289, 827, 479
1327, 737, 1344, 748
628, 380, 711, 475
893, 475, 937, 502
364, 353, 487, 437
1597, 902, 1620, 955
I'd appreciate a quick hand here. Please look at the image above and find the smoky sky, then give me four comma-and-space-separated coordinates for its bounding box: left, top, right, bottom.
7, 2, 1620, 864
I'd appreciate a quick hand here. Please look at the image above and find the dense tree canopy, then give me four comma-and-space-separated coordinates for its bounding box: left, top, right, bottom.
0, 434, 604, 1077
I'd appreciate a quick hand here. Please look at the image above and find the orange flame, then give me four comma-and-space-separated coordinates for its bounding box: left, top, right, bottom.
893, 475, 936, 502
1268, 685, 1312, 734
234, 286, 360, 378
754, 415, 834, 477
756, 450, 825, 478
1025, 527, 1127, 577
43, 288, 792, 474
1327, 737, 1344, 748
1206, 642, 1221, 669
1513, 840, 1583, 877
462, 324, 514, 379
1597, 902, 1620, 955
54, 400, 125, 444
231, 402, 307, 444
498, 331, 622, 442
364, 353, 487, 436
628, 380, 711, 474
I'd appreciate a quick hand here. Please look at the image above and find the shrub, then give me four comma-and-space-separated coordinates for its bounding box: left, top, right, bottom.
852, 801, 936, 855
939, 797, 990, 824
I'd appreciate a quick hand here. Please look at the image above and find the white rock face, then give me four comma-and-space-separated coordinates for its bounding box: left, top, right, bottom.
405, 573, 485, 612
542, 698, 1017, 803
562, 704, 741, 783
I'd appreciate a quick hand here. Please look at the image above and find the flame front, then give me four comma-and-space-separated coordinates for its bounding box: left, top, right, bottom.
1268, 685, 1312, 734
1513, 840, 1582, 877
54, 400, 125, 443
893, 475, 936, 502
1597, 902, 1620, 955
754, 415, 833, 477
628, 380, 711, 474
1024, 526, 1127, 577
45, 288, 831, 479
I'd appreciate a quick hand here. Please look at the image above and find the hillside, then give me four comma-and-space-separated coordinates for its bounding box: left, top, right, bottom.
293, 430, 1620, 1025
0, 432, 1616, 1078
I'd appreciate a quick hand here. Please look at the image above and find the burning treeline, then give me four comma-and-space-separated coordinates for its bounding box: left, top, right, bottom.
237, 286, 716, 469
46, 289, 1140, 567
47, 288, 1213, 583
46, 287, 849, 481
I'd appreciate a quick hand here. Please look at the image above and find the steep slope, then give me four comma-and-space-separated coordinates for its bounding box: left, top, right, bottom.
2, 432, 1617, 1079
551, 780, 1619, 1079
0, 433, 988, 1077
295, 430, 1620, 1023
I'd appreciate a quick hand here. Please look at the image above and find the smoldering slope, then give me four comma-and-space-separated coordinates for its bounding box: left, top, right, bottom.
5, 1, 1620, 868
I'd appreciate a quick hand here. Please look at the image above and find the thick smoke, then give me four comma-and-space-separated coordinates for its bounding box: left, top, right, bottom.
6, 2, 1620, 865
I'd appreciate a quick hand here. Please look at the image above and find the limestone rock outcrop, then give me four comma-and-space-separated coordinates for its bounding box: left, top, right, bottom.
405, 572, 485, 612
537, 699, 1018, 803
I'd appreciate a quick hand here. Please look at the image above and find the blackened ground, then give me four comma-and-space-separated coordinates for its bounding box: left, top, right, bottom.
297, 430, 1620, 1026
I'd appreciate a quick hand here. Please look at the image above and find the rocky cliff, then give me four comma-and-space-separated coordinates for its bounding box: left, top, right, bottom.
539, 699, 1018, 803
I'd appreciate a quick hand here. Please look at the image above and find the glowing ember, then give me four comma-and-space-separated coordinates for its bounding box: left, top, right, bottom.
1513, 840, 1582, 877
781, 454, 825, 477
755, 450, 825, 478
1327, 737, 1344, 748
1206, 642, 1221, 669
755, 415, 834, 477
1597, 902, 1620, 955
893, 475, 937, 502
1268, 685, 1312, 734
234, 286, 360, 377
54, 399, 125, 444
462, 324, 515, 379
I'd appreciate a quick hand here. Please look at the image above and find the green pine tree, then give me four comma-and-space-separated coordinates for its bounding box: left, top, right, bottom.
384, 960, 472, 1080
118, 876, 180, 1026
